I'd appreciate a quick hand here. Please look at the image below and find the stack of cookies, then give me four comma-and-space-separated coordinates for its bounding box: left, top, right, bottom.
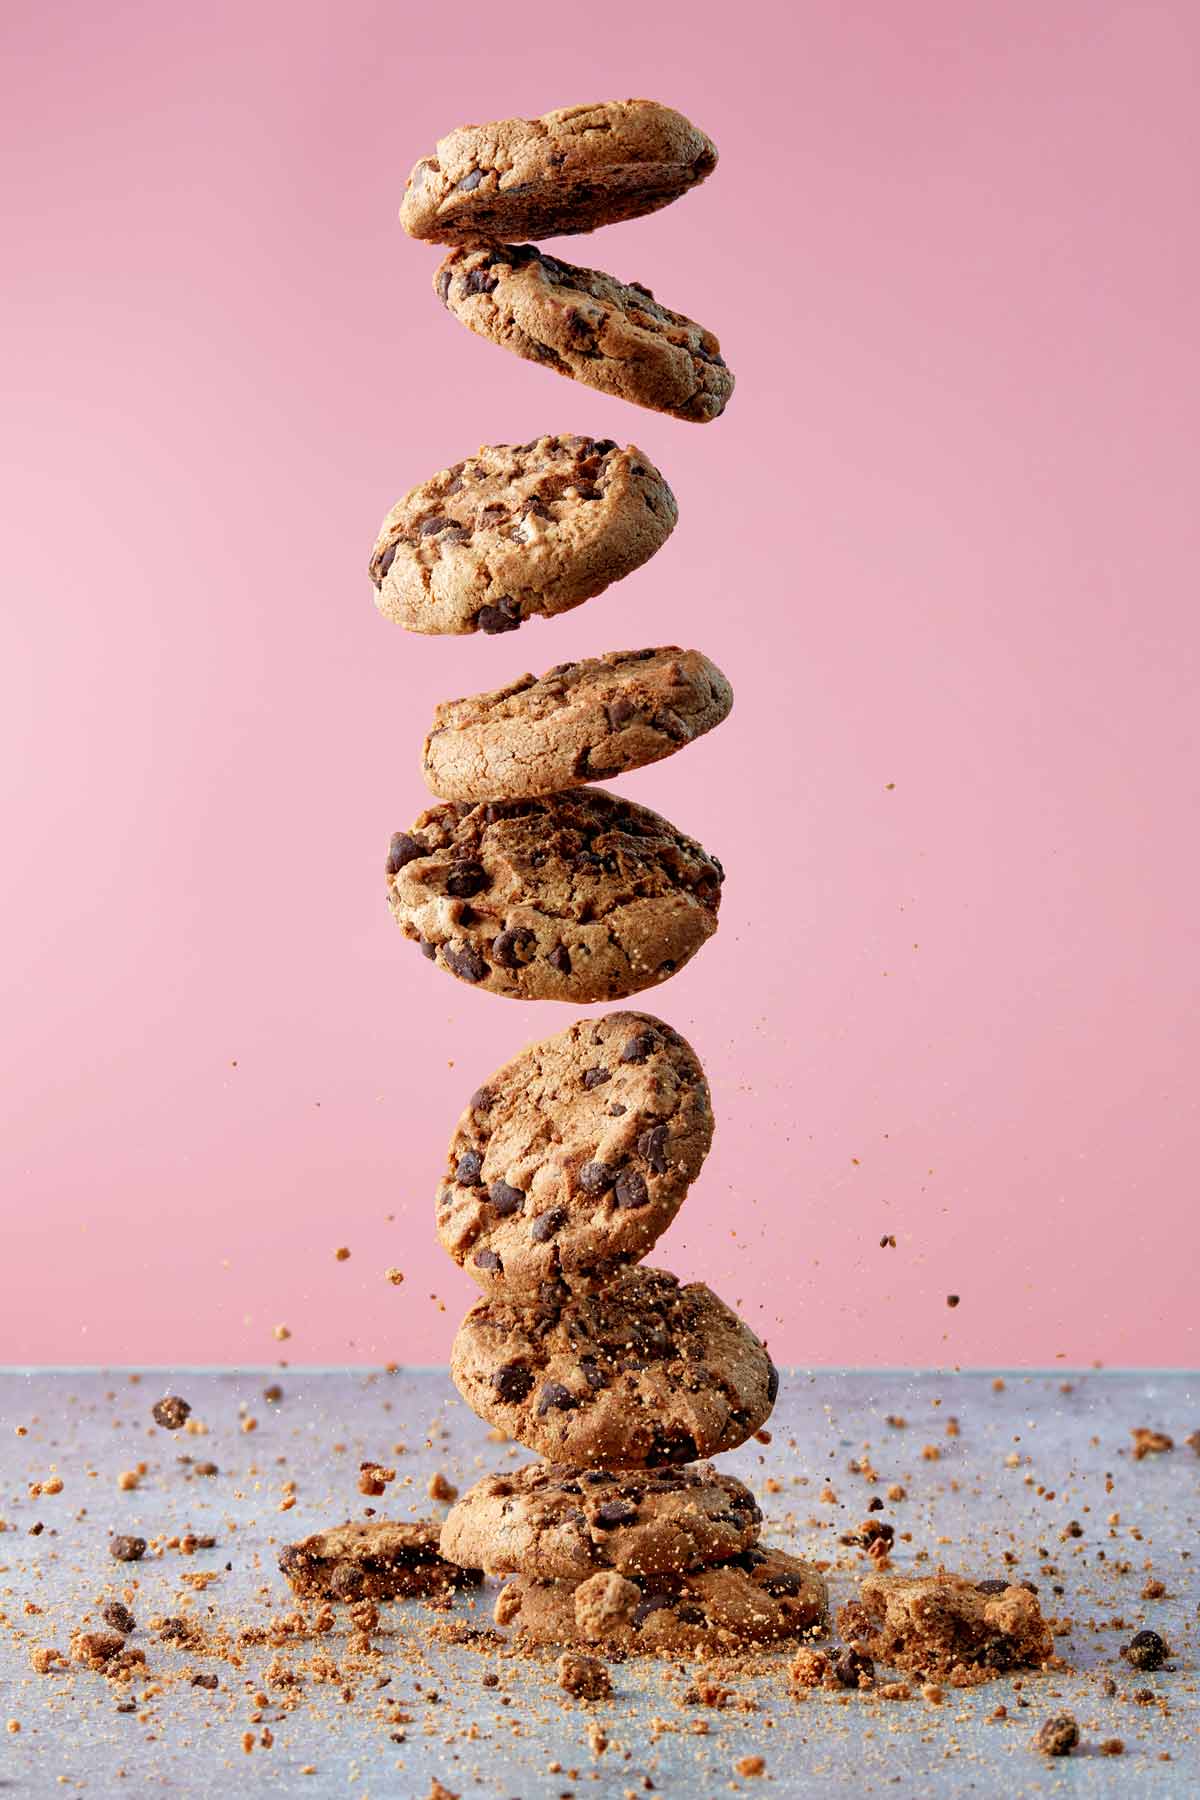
367, 98, 827, 1654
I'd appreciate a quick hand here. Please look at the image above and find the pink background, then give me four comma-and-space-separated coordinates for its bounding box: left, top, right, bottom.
3, 1, 1197, 1369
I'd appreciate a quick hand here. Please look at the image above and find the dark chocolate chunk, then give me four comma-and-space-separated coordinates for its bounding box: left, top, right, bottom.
536, 1381, 577, 1416
593, 1499, 638, 1529
578, 1161, 614, 1196
529, 1208, 567, 1244
386, 832, 426, 875
473, 1248, 503, 1271
445, 861, 487, 898
455, 1149, 483, 1186
490, 1363, 533, 1404
492, 926, 537, 968
636, 1124, 669, 1172
443, 944, 489, 983
613, 1169, 649, 1209
488, 1181, 525, 1217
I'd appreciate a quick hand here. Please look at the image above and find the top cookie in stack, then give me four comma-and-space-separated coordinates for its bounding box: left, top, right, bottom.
399, 99, 733, 423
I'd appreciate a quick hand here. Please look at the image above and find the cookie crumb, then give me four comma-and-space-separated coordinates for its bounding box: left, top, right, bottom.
1032, 1714, 1079, 1757
151, 1395, 191, 1431
734, 1754, 765, 1777
557, 1651, 612, 1700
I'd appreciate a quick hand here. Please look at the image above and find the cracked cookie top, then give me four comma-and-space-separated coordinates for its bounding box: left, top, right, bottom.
422, 646, 733, 802
401, 99, 716, 244
450, 1265, 779, 1465
435, 243, 734, 423
370, 436, 676, 636
385, 786, 724, 1005
436, 1012, 713, 1297
440, 1460, 762, 1582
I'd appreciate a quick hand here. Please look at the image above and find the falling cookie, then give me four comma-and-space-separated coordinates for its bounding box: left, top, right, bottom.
440, 1461, 762, 1582
385, 787, 723, 1003
496, 1546, 828, 1651
370, 437, 676, 636
437, 1012, 713, 1296
401, 98, 717, 244
422, 647, 733, 802
435, 244, 734, 423
450, 1265, 779, 1465
278, 1520, 480, 1602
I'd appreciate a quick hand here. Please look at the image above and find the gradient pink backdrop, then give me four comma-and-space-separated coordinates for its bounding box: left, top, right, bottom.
2, 1, 1197, 1368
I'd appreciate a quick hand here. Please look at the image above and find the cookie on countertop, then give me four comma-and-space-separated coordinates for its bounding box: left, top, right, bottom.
401, 99, 716, 244
277, 1520, 480, 1602
438, 1012, 712, 1297
497, 1547, 828, 1652
370, 437, 676, 637
450, 1265, 778, 1465
435, 244, 733, 424
422, 647, 733, 801
836, 1573, 1055, 1684
440, 1460, 762, 1581
385, 787, 723, 1004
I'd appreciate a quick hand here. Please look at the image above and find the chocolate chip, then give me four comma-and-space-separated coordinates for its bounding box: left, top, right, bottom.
614, 1170, 649, 1209
1125, 1629, 1166, 1670
476, 600, 521, 635
373, 541, 398, 584
579, 1162, 616, 1198
766, 1360, 780, 1405
761, 1566, 807, 1596
109, 1535, 146, 1562
470, 1087, 493, 1111
492, 926, 536, 968
636, 1125, 669, 1173
620, 1031, 659, 1064
833, 1646, 874, 1687
529, 1208, 567, 1244
632, 1595, 672, 1628
418, 939, 437, 960
191, 1672, 219, 1690
488, 1181, 525, 1217
548, 944, 572, 975
436, 267, 452, 305
606, 696, 638, 729
455, 169, 484, 191
593, 1499, 638, 1529
490, 1363, 533, 1403
159, 1616, 192, 1643
101, 1601, 136, 1634
386, 832, 426, 875
647, 1428, 698, 1464
473, 1248, 503, 1271
579, 1357, 608, 1391
151, 1395, 191, 1431
463, 266, 498, 295
536, 1381, 577, 1416
445, 861, 487, 898
418, 515, 453, 537
443, 945, 489, 983
976, 1578, 1011, 1595
455, 1150, 483, 1186
581, 1067, 610, 1089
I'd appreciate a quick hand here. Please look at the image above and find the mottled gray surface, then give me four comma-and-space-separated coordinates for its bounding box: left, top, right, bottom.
0, 1368, 1196, 1798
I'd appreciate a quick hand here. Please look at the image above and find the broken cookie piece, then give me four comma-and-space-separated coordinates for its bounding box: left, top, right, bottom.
278, 1520, 480, 1603
836, 1572, 1054, 1686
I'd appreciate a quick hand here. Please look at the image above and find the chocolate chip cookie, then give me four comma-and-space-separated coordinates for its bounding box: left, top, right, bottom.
440, 1461, 761, 1581
435, 244, 734, 424
438, 1012, 712, 1296
277, 1520, 480, 1602
370, 437, 676, 636
497, 1547, 828, 1652
837, 1574, 1055, 1684
450, 1266, 779, 1465
386, 788, 723, 1003
401, 99, 717, 244
422, 647, 733, 802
